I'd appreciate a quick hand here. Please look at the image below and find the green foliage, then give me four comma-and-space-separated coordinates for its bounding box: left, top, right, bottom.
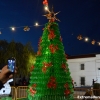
21, 42, 36, 76
0, 40, 36, 76
0, 40, 8, 65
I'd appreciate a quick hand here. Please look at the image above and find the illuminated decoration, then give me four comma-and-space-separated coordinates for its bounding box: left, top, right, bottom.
28, 7, 74, 99
43, 0, 49, 12
30, 65, 35, 72
91, 39, 95, 45
77, 35, 83, 40
64, 89, 70, 96
77, 34, 100, 46
64, 83, 69, 88
43, 6, 60, 22
48, 30, 56, 39
42, 62, 52, 73
61, 63, 68, 72
29, 85, 37, 96
43, 0, 48, 6
28, 84, 37, 97
47, 76, 57, 89
37, 51, 41, 56
49, 44, 58, 53
44, 6, 49, 11
11, 27, 15, 31
23, 26, 30, 31
98, 42, 100, 46
0, 23, 44, 34
35, 22, 39, 26
84, 37, 89, 42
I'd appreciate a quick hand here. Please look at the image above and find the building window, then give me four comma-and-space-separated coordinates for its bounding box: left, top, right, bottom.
98, 68, 100, 76
80, 64, 84, 70
80, 77, 85, 86
98, 68, 100, 70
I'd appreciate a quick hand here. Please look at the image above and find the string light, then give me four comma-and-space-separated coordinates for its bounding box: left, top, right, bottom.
84, 37, 88, 42
44, 6, 49, 11
11, 27, 15, 31
77, 34, 100, 46
0, 0, 45, 34
35, 22, 39, 26
0, 23, 44, 34
98, 42, 100, 46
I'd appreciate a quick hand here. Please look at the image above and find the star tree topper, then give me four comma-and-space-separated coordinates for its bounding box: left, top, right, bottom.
43, 7, 60, 22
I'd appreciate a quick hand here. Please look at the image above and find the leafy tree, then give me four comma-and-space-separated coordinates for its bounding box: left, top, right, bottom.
4, 40, 17, 63
25, 43, 36, 76
0, 40, 36, 77
0, 40, 8, 66
18, 42, 36, 76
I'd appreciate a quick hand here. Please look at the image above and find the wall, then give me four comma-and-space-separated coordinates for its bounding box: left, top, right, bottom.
67, 55, 100, 87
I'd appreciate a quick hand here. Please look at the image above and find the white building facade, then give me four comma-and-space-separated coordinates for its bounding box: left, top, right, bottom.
68, 54, 100, 87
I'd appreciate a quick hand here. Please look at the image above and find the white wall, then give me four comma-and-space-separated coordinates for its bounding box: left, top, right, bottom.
67, 56, 100, 87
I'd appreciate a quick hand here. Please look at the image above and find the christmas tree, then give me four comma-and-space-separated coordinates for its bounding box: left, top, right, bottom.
27, 7, 74, 100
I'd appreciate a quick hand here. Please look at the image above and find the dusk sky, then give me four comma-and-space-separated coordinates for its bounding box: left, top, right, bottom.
0, 0, 100, 56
